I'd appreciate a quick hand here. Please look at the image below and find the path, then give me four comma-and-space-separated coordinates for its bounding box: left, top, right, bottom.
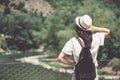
16, 55, 73, 74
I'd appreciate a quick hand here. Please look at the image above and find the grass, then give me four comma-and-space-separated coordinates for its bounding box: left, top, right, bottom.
39, 57, 73, 70
0, 51, 42, 59
98, 70, 109, 75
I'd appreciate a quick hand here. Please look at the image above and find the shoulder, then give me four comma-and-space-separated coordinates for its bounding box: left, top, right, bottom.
63, 37, 76, 46
69, 37, 81, 44
64, 37, 76, 46
93, 32, 105, 39
69, 37, 76, 42
93, 32, 104, 36
64, 37, 79, 47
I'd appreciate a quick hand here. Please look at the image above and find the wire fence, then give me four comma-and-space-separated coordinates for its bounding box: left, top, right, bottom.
0, 59, 119, 80
0, 60, 71, 80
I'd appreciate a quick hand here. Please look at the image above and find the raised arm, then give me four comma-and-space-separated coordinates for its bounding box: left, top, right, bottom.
87, 25, 110, 37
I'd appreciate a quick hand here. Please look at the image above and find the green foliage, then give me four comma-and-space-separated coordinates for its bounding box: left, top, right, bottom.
10, 3, 16, 7
14, 1, 25, 10
44, 6, 77, 51
45, 0, 120, 57
1, 40, 7, 50
0, 11, 47, 51
108, 58, 120, 67
4, 6, 11, 14
98, 70, 109, 75
0, 0, 10, 6
108, 58, 120, 72
0, 0, 120, 59
106, 34, 120, 59
39, 57, 73, 69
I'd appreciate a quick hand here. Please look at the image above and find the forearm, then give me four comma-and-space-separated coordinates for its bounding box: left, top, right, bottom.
58, 58, 74, 66
92, 26, 109, 33
92, 25, 110, 37
57, 52, 74, 66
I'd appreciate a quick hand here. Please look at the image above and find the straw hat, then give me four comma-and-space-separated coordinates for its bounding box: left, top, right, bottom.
75, 15, 92, 31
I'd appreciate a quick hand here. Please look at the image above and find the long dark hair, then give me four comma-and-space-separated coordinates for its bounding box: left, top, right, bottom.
75, 25, 92, 49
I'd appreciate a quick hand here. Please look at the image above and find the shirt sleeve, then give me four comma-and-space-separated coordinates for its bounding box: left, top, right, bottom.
62, 40, 73, 55
96, 32, 105, 46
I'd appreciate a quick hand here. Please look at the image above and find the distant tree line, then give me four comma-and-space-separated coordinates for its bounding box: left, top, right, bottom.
0, 0, 120, 60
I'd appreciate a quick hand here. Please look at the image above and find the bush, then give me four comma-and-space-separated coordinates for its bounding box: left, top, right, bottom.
0, 0, 10, 5
98, 70, 109, 75
108, 58, 120, 74
0, 11, 47, 51
0, 0, 120, 58
108, 58, 120, 67
14, 2, 25, 10
4, 6, 11, 14
10, 3, 16, 7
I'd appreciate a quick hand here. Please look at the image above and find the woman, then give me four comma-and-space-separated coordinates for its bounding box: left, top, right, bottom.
57, 15, 110, 80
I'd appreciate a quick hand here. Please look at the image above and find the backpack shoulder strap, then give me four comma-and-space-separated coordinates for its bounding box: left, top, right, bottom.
72, 37, 85, 65
76, 36, 85, 48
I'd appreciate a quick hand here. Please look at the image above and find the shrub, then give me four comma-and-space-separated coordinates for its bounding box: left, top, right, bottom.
0, 0, 10, 5
14, 2, 25, 10
98, 70, 109, 75
4, 6, 11, 14
108, 58, 120, 74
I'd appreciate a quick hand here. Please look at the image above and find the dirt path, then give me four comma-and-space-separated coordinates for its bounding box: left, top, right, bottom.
16, 55, 74, 74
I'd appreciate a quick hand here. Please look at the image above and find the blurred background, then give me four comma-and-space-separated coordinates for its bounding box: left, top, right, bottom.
0, 0, 120, 80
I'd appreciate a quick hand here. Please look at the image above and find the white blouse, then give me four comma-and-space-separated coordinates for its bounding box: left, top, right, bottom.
62, 32, 105, 67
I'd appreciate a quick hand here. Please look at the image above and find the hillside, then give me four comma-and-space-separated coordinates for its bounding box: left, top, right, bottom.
0, 0, 53, 15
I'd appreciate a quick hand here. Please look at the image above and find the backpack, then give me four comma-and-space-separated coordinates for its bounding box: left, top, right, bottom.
74, 37, 96, 80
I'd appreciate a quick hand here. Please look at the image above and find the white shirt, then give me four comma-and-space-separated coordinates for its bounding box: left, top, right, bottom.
62, 32, 105, 67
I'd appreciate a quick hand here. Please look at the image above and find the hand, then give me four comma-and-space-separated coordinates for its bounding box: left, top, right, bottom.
87, 25, 94, 32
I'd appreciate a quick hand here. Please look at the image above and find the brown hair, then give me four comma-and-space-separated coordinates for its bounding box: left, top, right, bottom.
75, 25, 92, 49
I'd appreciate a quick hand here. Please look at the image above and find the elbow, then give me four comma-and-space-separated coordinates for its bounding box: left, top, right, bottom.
57, 51, 66, 62
57, 57, 64, 63
108, 29, 110, 34
105, 29, 110, 37
107, 29, 110, 35
57, 52, 64, 62
57, 56, 62, 61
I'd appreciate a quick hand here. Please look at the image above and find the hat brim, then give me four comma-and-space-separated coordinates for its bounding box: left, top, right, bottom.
75, 16, 81, 27
75, 16, 87, 31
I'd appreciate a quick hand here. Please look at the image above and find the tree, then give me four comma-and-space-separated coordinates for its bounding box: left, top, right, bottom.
45, 0, 120, 58
0, 11, 47, 51
0, 0, 120, 59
